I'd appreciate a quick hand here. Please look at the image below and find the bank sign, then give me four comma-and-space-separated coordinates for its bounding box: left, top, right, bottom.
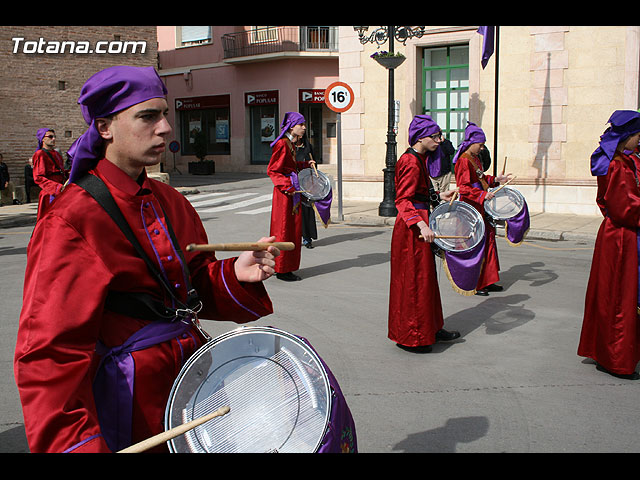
299, 89, 325, 104
245, 91, 278, 106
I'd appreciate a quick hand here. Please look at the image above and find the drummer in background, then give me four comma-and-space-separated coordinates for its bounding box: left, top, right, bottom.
578, 110, 640, 380
267, 112, 315, 281
14, 66, 278, 453
453, 122, 512, 296
389, 114, 459, 352
295, 132, 318, 249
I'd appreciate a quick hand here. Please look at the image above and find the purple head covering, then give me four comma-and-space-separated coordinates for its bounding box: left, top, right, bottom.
36, 128, 54, 150
408, 115, 441, 146
270, 112, 306, 148
590, 110, 640, 176
67, 65, 168, 183
452, 122, 486, 164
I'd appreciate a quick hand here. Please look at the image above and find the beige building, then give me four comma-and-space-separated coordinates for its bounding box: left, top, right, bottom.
335, 26, 640, 216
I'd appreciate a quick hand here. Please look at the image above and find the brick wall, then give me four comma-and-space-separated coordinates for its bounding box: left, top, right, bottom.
0, 26, 158, 186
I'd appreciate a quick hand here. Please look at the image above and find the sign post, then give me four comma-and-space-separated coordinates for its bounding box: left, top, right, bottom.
169, 140, 181, 174
324, 81, 354, 221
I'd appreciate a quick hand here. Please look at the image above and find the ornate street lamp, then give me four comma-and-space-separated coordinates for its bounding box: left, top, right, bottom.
354, 26, 426, 216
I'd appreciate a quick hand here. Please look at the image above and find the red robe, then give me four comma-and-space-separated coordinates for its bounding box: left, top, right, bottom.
14, 159, 273, 453
267, 137, 309, 273
454, 151, 500, 289
388, 150, 444, 347
578, 152, 640, 375
32, 148, 68, 220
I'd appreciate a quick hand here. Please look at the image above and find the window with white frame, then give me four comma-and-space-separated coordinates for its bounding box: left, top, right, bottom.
178, 26, 212, 47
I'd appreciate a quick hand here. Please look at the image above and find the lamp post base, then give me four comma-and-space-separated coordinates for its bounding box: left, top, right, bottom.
378, 166, 397, 217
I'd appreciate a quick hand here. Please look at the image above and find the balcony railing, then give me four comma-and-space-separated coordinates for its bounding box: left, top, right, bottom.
221, 26, 338, 59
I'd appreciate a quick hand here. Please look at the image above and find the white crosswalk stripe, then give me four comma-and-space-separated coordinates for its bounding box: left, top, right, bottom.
187, 191, 272, 215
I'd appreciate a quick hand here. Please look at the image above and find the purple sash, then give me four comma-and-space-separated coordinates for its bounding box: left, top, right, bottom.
93, 319, 192, 451
296, 336, 357, 453
504, 201, 530, 246
444, 235, 486, 295
289, 172, 303, 214
290, 171, 332, 226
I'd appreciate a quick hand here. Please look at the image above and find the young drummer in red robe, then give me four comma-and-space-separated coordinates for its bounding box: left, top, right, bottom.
453, 122, 512, 295
32, 128, 69, 220
578, 110, 640, 380
14, 66, 280, 453
267, 112, 315, 281
388, 115, 459, 352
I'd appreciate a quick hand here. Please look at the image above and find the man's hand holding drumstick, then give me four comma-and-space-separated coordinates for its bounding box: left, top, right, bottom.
233, 236, 282, 282
187, 237, 289, 283
417, 188, 458, 243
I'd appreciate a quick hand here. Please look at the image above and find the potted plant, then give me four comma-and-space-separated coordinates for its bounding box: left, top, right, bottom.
188, 129, 215, 175
371, 50, 406, 69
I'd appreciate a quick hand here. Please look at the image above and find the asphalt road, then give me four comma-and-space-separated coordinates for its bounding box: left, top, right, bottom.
0, 176, 638, 453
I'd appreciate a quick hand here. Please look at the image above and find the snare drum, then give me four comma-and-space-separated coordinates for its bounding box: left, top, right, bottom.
429, 201, 485, 253
297, 168, 332, 206
484, 186, 525, 220
484, 186, 530, 245
429, 201, 487, 295
164, 326, 356, 453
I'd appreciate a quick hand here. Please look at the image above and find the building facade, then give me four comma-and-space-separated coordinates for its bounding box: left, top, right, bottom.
0, 26, 159, 190
156, 26, 339, 173
338, 25, 640, 216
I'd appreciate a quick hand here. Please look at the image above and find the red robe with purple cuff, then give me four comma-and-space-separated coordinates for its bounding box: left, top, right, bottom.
14, 159, 273, 453
267, 137, 310, 274
578, 152, 640, 375
32, 148, 68, 220
455, 152, 500, 289
388, 149, 444, 347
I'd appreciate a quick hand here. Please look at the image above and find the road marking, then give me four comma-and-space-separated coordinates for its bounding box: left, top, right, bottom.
199, 194, 272, 213
189, 192, 254, 208
236, 205, 272, 215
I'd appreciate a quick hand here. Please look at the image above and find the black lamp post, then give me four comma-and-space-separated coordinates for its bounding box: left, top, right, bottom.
354, 26, 426, 217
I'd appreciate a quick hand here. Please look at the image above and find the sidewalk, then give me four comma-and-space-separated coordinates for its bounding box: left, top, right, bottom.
0, 172, 602, 242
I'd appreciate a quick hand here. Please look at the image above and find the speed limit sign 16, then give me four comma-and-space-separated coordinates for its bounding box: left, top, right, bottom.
324, 82, 354, 113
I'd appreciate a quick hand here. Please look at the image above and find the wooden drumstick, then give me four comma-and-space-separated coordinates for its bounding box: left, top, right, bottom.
491, 175, 517, 195
449, 189, 459, 206
118, 406, 230, 453
501, 156, 508, 176
310, 154, 319, 177
186, 242, 295, 252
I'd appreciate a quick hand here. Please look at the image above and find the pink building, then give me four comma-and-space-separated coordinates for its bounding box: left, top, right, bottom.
157, 26, 339, 173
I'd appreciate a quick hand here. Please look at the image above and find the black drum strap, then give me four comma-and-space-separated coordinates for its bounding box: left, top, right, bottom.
74, 173, 200, 315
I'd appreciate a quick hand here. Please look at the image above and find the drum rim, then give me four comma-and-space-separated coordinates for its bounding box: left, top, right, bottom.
429, 200, 485, 253
164, 325, 333, 453
298, 168, 331, 201
484, 185, 524, 220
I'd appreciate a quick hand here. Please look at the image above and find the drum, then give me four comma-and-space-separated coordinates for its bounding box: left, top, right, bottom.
297, 167, 331, 206
429, 201, 485, 253
484, 185, 525, 221
164, 326, 355, 453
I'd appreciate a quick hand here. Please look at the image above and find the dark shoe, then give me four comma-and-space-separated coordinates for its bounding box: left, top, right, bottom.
485, 283, 503, 292
276, 272, 301, 282
303, 241, 314, 249
435, 329, 461, 342
12, 199, 21, 205
475, 289, 489, 296
596, 364, 640, 380
396, 343, 432, 353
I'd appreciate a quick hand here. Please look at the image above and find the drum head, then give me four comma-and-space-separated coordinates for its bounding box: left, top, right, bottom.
484, 186, 524, 220
429, 201, 485, 252
165, 326, 332, 453
298, 168, 331, 201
